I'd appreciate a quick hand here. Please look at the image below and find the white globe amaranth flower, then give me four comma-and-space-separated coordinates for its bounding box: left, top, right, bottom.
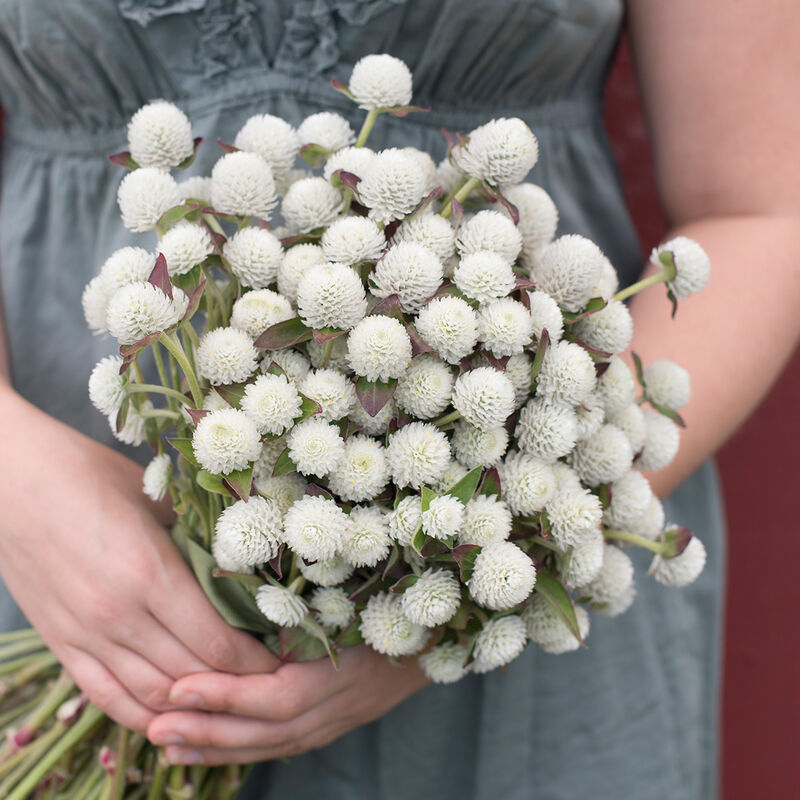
234, 114, 299, 185
502, 352, 533, 409
386, 421, 451, 490
351, 396, 395, 436
106, 283, 187, 345
391, 213, 456, 263
307, 335, 352, 373
213, 495, 283, 567
281, 177, 343, 234
522, 593, 589, 655
461, 494, 512, 546
193, 408, 262, 475
503, 183, 558, 265
230, 289, 294, 339
300, 368, 356, 421
283, 494, 348, 562
323, 145, 376, 183
361, 593, 430, 657
649, 534, 707, 587
202, 391, 230, 413
262, 349, 310, 385
296, 262, 367, 331
82, 276, 112, 333
254, 472, 307, 516
348, 53, 413, 109
498, 450, 556, 515
401, 569, 461, 627
358, 148, 428, 225
89, 355, 126, 416
117, 168, 183, 233
536, 340, 597, 407
388, 494, 422, 546
546, 487, 603, 549
434, 157, 464, 195
629, 495, 665, 541
571, 423, 633, 487
591, 256, 620, 302
142, 453, 172, 502
178, 176, 213, 204
109, 400, 150, 446
454, 251, 516, 304
297, 111, 355, 152
277, 243, 326, 302
477, 298, 533, 357
572, 300, 633, 355
578, 543, 634, 606
643, 359, 691, 411
472, 615, 528, 673
607, 402, 647, 454
452, 367, 515, 431
532, 234, 607, 313
322, 216, 385, 266
415, 296, 478, 364
286, 417, 345, 478
128, 100, 193, 169
99, 246, 156, 292
327, 435, 389, 502
452, 421, 508, 469
603, 471, 654, 531
211, 151, 278, 219
551, 462, 583, 493
341, 505, 391, 568
241, 373, 302, 436
636, 407, 680, 471
574, 393, 605, 443
469, 540, 536, 610
453, 118, 538, 186
527, 290, 564, 343
419, 642, 470, 684
399, 147, 437, 191
157, 221, 213, 278
597, 580, 636, 617
515, 398, 579, 463
431, 460, 470, 494
222, 227, 284, 290
394, 354, 454, 419
346, 315, 412, 382
195, 327, 258, 385
653, 235, 711, 299
562, 527, 604, 590
255, 584, 307, 627
456, 210, 522, 264
299, 554, 354, 587
371, 242, 444, 313
310, 587, 355, 629
422, 495, 465, 541
596, 355, 637, 417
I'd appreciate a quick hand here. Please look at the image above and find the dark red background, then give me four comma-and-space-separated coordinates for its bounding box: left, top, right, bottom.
604, 35, 800, 798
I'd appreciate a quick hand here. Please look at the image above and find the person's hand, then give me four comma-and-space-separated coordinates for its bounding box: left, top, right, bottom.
147, 645, 430, 764
0, 387, 278, 735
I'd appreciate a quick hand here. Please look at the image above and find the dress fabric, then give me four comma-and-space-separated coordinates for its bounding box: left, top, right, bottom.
0, 1, 725, 798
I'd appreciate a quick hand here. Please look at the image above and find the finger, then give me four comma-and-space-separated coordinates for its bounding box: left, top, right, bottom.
99, 645, 176, 712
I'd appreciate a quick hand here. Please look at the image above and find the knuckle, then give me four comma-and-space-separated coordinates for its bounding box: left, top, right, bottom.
273, 688, 303, 722
138, 679, 172, 712
203, 635, 238, 672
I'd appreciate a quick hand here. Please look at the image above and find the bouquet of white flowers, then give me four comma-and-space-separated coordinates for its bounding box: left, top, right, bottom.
0, 54, 710, 798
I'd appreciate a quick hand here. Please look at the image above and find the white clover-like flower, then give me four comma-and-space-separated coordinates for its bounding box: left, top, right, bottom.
346, 315, 412, 382
299, 368, 356, 421
386, 421, 451, 490
603, 471, 654, 531
503, 183, 558, 266
388, 494, 423, 545
607, 402, 646, 454
109, 400, 150, 446
498, 450, 556, 515
193, 408, 262, 475
469, 541, 536, 610
202, 391, 231, 413
195, 327, 258, 385
348, 53, 413, 109
281, 177, 343, 234
255, 584, 307, 627
578, 544, 634, 605
223, 227, 284, 290
421, 495, 465, 541
299, 554, 354, 587
358, 148, 428, 225
213, 495, 283, 567
536, 340, 596, 406
551, 462, 583, 493
546, 487, 603, 549
361, 592, 429, 656
472, 615, 528, 673
477, 298, 532, 357
391, 213, 456, 263
522, 593, 589, 655
240, 373, 302, 436
401, 569, 461, 627
434, 157, 464, 195
297, 112, 355, 152
322, 217, 385, 266
286, 417, 345, 478
371, 242, 444, 313
254, 472, 307, 516
277, 243, 327, 302
527, 290, 564, 343
82, 276, 112, 333
432, 460, 470, 494
351, 396, 395, 436
572, 300, 633, 355
532, 235, 607, 313
399, 147, 437, 191
596, 580, 636, 617
653, 236, 711, 299
234, 114, 298, 186
99, 247, 156, 292
88, 355, 126, 416
106, 282, 187, 345
307, 335, 352, 372
454, 251, 516, 304
394, 354, 454, 419
418, 642, 470, 684
515, 398, 578, 463
456, 210, 522, 264
415, 296, 478, 364
591, 256, 620, 302
283, 494, 348, 562
310, 587, 355, 629
262, 349, 310, 385
142, 453, 172, 502
595, 355, 637, 417
231, 289, 293, 340
296, 262, 367, 331
452, 421, 508, 469
157, 221, 213, 277
643, 359, 690, 411
501, 352, 532, 409
178, 176, 213, 204
341, 505, 391, 568
574, 394, 605, 443
323, 145, 376, 183
562, 527, 604, 590
117, 168, 183, 233
128, 100, 193, 169
452, 367, 515, 431
453, 118, 538, 186
630, 495, 666, 541
211, 151, 277, 219
327, 435, 389, 502
461, 494, 512, 546
649, 533, 707, 587
571, 424, 633, 487
636, 407, 680, 471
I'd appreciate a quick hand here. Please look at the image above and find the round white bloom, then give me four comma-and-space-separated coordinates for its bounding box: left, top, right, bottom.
283, 494, 348, 562
109, 400, 150, 446
371, 242, 444, 313
562, 527, 604, 590
456, 210, 522, 264
360, 592, 429, 656
551, 462, 583, 493
346, 316, 411, 382
214, 496, 283, 567
241, 374, 302, 436
454, 118, 538, 186
415, 296, 478, 364
300, 368, 356, 421
421, 495, 465, 541
643, 359, 691, 411
472, 615, 528, 673
388, 494, 422, 545
307, 335, 352, 373
498, 450, 556, 515
195, 327, 258, 385
142, 453, 172, 502
432, 460, 470, 494
323, 145, 376, 183
99, 247, 156, 292
341, 505, 391, 568
296, 263, 367, 331
223, 227, 284, 289
527, 290, 564, 343
286, 417, 345, 478
234, 114, 298, 185
452, 367, 515, 431
603, 471, 654, 531
573, 300, 633, 355
392, 214, 456, 263
434, 157, 464, 195
597, 580, 636, 617
106, 283, 187, 345
262, 349, 310, 385
515, 398, 579, 463
454, 252, 516, 304
89, 355, 126, 416
202, 391, 230, 413
545, 487, 603, 549
82, 277, 112, 333
469, 541, 536, 610
477, 298, 532, 357
210, 150, 278, 219
503, 183, 558, 265
178, 176, 213, 204
452, 421, 508, 469
310, 587, 355, 629
359, 148, 428, 225
394, 354, 454, 419
461, 495, 512, 546
351, 396, 395, 436
399, 147, 437, 191
117, 168, 183, 233
607, 402, 647, 454
157, 221, 213, 277
501, 352, 532, 409
649, 534, 707, 587
281, 177, 343, 234
231, 289, 293, 339
255, 585, 307, 627
254, 472, 307, 516
128, 100, 193, 169
297, 112, 355, 152
578, 544, 634, 606
532, 235, 606, 313
299, 554, 354, 587
322, 217, 385, 266
653, 236, 711, 299
277, 244, 326, 302
630, 495, 665, 541
574, 394, 605, 443
193, 408, 262, 475
522, 594, 589, 655
636, 408, 680, 471
401, 569, 461, 627
591, 256, 620, 302
571, 424, 633, 487
327, 435, 388, 502
386, 421, 451, 490
349, 53, 413, 109
596, 355, 637, 417
536, 340, 597, 406
418, 642, 470, 684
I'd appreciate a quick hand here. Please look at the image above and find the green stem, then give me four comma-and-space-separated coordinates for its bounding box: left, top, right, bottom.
202, 214, 225, 237
603, 529, 665, 554
72, 764, 105, 799
159, 333, 204, 408
0, 630, 41, 646
146, 752, 169, 800
529, 535, 563, 554
201, 266, 227, 329
355, 108, 379, 148
110, 728, 128, 800
183, 321, 201, 351
317, 339, 334, 369
151, 345, 177, 412
0, 723, 66, 793
613, 266, 670, 303
127, 384, 189, 407
432, 409, 461, 427
0, 638, 46, 663
288, 575, 307, 595
438, 175, 469, 215
18, 671, 75, 741
137, 408, 181, 422
439, 176, 481, 219
0, 651, 58, 681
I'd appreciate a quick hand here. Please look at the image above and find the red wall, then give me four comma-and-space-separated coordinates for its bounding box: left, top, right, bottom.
604, 35, 800, 798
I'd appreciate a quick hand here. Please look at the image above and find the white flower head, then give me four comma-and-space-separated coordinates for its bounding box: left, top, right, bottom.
432, 460, 470, 494
106, 282, 187, 345
477, 298, 533, 357
536, 340, 597, 406
653, 236, 711, 299
283, 494, 348, 562
89, 355, 126, 416
327, 435, 389, 502
214, 495, 283, 567
300, 368, 356, 421
571, 423, 633, 487
434, 157, 464, 195
386, 421, 451, 490
456, 210, 522, 264
630, 495, 665, 541
234, 114, 299, 186
109, 400, 150, 446
341, 505, 391, 567
418, 642, 470, 684
452, 367, 515, 431
522, 593, 589, 655
578, 543, 634, 606
596, 355, 637, 417
392, 213, 456, 263
193, 408, 262, 475
277, 243, 326, 302
211, 151, 277, 219
515, 398, 579, 463
99, 246, 156, 292
546, 487, 603, 549
502, 352, 533, 408
299, 554, 354, 587
649, 533, 707, 587
255, 584, 307, 627
262, 349, 310, 385
498, 450, 556, 515
281, 177, 343, 234
323, 146, 376, 183
394, 354, 454, 419
643, 359, 690, 411
254, 472, 307, 516
636, 407, 680, 471
469, 541, 536, 610
158, 221, 213, 278
358, 148, 427, 225
454, 118, 539, 186
562, 527, 604, 590
421, 495, 465, 541
574, 393, 605, 443
178, 176, 213, 204
572, 300, 633, 355
296, 263, 367, 331
454, 251, 516, 304
388, 494, 423, 546
322, 216, 385, 266
231, 289, 294, 339
196, 327, 259, 385
82, 277, 112, 333
401, 569, 461, 627
371, 242, 444, 313
532, 235, 607, 313
591, 256, 620, 302
241, 373, 302, 436
415, 296, 478, 364
399, 147, 437, 191
527, 290, 564, 343
472, 615, 528, 673
118, 168, 182, 232
349, 53, 413, 109
128, 100, 193, 169
142, 453, 172, 501
347, 315, 412, 382
551, 461, 583, 493
503, 183, 559, 266
603, 470, 654, 531
452, 421, 508, 469
607, 402, 647, 454
297, 112, 355, 152
360, 592, 429, 656
223, 227, 284, 289
311, 586, 355, 629
461, 494, 512, 546
597, 580, 636, 617
351, 396, 395, 436
307, 335, 352, 372
286, 417, 345, 478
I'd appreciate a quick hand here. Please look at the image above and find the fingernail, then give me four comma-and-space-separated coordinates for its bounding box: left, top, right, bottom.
169, 690, 205, 707
167, 747, 204, 765
156, 733, 185, 746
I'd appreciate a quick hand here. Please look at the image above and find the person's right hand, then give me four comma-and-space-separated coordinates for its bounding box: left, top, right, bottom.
0, 385, 278, 735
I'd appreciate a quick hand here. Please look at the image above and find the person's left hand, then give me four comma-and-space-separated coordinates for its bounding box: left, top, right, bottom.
146, 645, 430, 765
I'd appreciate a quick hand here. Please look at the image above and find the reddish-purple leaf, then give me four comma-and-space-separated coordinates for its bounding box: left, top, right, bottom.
255, 316, 312, 350
356, 376, 398, 417
478, 466, 501, 498
483, 182, 520, 225
330, 79, 356, 101
338, 170, 362, 193
513, 270, 536, 291
595, 360, 611, 378
176, 137, 203, 170
222, 464, 254, 503
406, 322, 435, 356
572, 335, 612, 360
185, 408, 209, 427
452, 544, 481, 582
107, 150, 139, 170
216, 138, 239, 154
311, 327, 347, 345
279, 232, 323, 247
386, 104, 431, 117
383, 218, 402, 241
148, 253, 173, 299
482, 352, 509, 371
450, 198, 464, 229
182, 278, 207, 323
440, 127, 456, 148
369, 293, 404, 322
305, 483, 335, 500
663, 527, 693, 558
119, 331, 161, 361
267, 545, 285, 580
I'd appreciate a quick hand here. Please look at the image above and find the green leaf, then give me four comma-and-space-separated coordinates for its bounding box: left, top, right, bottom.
167, 437, 199, 467
367, 293, 405, 323
420, 486, 437, 513
222, 464, 254, 502
478, 466, 501, 498
156, 204, 195, 237
529, 328, 550, 392
381, 544, 400, 580
448, 597, 473, 631
196, 469, 233, 497
214, 382, 249, 409
299, 143, 332, 167
335, 620, 365, 648
649, 400, 687, 428
657, 249, 678, 282
355, 376, 397, 417
175, 136, 203, 170
563, 296, 607, 323
311, 327, 347, 345
411, 526, 426, 556
390, 574, 420, 594
661, 526, 693, 558
254, 316, 312, 350
272, 447, 297, 478
299, 614, 337, 666
445, 467, 483, 505
329, 78, 357, 101
451, 544, 481, 582
632, 351, 646, 388
295, 393, 322, 424
279, 625, 328, 663
108, 150, 139, 170
535, 569, 584, 646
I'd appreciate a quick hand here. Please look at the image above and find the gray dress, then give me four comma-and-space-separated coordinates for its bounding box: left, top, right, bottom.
0, 1, 725, 798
